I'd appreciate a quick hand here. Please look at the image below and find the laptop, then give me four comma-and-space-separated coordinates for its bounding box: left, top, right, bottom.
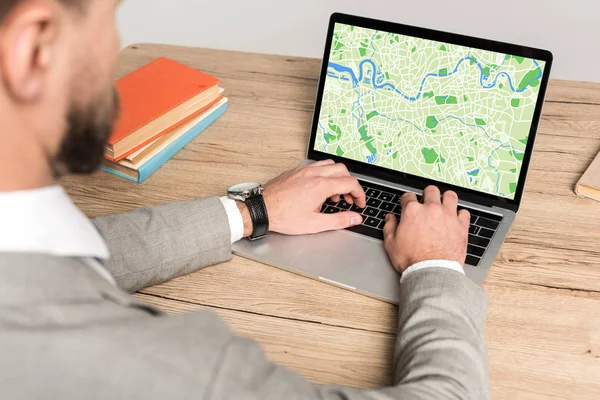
233, 13, 553, 303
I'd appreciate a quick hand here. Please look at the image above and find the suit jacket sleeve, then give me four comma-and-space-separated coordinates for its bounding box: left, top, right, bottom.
91, 196, 232, 293
205, 268, 490, 400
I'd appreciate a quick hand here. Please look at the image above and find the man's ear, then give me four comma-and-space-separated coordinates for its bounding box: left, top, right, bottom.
1, 2, 59, 102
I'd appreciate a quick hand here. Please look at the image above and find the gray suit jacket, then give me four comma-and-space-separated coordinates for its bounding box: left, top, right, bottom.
0, 196, 490, 399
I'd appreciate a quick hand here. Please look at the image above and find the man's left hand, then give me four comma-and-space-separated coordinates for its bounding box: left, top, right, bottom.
238, 160, 366, 237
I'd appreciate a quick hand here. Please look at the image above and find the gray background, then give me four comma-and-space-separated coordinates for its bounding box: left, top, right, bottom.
117, 0, 598, 82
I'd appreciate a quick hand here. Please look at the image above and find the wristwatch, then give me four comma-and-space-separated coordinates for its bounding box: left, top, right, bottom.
227, 182, 269, 241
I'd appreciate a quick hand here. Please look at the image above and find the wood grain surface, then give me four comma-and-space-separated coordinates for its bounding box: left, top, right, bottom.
61, 43, 600, 399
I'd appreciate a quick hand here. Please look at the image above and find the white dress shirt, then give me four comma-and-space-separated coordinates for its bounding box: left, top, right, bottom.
219, 197, 245, 243
0, 186, 115, 284
0, 188, 462, 286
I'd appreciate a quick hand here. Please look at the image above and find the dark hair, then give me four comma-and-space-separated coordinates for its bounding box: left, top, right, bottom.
0, 0, 81, 23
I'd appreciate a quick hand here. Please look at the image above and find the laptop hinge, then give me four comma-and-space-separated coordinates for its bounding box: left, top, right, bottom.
452, 191, 518, 213
481, 197, 518, 213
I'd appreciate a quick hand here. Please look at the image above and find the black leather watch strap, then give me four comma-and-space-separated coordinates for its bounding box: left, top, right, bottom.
246, 194, 269, 240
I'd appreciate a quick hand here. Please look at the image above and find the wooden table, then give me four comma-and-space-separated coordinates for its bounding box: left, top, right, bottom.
62, 44, 600, 399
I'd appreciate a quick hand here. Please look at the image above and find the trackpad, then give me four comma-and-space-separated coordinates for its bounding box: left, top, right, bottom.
291, 230, 401, 302
233, 230, 401, 303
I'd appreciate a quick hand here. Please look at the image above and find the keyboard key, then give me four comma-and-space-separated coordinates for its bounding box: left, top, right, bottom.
380, 201, 395, 212
467, 244, 485, 257
377, 209, 388, 219
378, 192, 394, 202
469, 235, 490, 248
363, 207, 379, 217
346, 224, 383, 240
470, 214, 478, 224
339, 179, 409, 242
337, 200, 352, 210
364, 217, 381, 228
350, 204, 365, 213
323, 206, 339, 214
477, 217, 500, 230
325, 198, 338, 206
479, 228, 494, 239
365, 188, 381, 198
366, 198, 382, 208
320, 204, 327, 213
465, 255, 481, 267
469, 225, 481, 235
478, 211, 503, 222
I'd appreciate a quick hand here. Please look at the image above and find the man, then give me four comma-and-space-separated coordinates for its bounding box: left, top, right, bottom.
0, 1, 490, 399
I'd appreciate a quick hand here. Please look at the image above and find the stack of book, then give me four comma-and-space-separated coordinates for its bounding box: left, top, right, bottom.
101, 57, 228, 182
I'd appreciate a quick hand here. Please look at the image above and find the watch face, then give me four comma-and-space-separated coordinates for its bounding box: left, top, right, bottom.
228, 182, 264, 201
229, 182, 261, 195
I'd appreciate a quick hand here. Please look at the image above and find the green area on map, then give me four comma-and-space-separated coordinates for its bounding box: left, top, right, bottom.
316, 23, 545, 199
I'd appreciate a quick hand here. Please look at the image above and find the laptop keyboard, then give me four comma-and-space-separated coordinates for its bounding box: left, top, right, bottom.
319, 180, 502, 267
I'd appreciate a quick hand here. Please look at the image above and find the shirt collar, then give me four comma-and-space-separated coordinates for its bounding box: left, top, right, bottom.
0, 185, 109, 260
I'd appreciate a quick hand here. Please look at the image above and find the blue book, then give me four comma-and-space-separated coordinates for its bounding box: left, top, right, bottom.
101, 101, 228, 183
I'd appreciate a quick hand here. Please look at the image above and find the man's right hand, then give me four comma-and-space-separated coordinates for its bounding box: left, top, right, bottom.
383, 186, 471, 273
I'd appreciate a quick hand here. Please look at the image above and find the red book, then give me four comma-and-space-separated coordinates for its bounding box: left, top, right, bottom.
105, 57, 221, 162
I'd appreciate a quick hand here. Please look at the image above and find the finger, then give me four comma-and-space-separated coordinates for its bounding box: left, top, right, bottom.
307, 159, 335, 168
310, 163, 351, 178
400, 192, 418, 209
331, 195, 340, 203
423, 186, 441, 204
343, 194, 354, 205
311, 211, 362, 232
324, 176, 366, 208
442, 190, 459, 213
458, 209, 471, 228
382, 213, 398, 243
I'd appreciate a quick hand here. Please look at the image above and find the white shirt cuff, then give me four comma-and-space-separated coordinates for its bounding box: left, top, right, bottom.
219, 197, 244, 244
400, 260, 465, 284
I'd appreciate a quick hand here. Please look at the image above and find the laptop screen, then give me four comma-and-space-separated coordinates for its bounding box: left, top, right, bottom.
314, 22, 547, 200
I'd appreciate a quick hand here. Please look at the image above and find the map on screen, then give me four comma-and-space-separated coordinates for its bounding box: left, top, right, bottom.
315, 23, 546, 199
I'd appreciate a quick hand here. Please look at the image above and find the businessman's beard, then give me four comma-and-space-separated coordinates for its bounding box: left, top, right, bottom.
53, 88, 120, 177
